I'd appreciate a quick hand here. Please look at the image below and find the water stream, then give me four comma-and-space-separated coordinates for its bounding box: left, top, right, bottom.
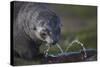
45, 38, 87, 58
56, 43, 64, 53
65, 39, 87, 58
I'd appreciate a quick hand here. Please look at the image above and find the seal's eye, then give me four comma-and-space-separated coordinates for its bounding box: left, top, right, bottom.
40, 32, 47, 39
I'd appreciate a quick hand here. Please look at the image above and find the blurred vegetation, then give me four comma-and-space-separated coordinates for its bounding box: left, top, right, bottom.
14, 3, 97, 65
47, 4, 97, 54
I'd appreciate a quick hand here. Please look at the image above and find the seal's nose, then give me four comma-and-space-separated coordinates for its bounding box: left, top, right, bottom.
52, 41, 57, 45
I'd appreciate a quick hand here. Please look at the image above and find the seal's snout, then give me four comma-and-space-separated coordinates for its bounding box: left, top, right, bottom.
46, 39, 57, 45
52, 40, 57, 45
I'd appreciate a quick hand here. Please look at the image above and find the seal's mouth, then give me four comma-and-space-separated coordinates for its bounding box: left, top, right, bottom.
45, 41, 57, 46
45, 38, 58, 45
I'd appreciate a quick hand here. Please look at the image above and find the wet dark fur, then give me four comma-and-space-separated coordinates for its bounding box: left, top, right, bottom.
13, 1, 61, 60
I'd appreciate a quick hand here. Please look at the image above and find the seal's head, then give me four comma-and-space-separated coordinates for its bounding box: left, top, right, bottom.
34, 12, 61, 45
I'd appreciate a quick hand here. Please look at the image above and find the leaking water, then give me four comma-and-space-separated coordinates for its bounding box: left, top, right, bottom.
56, 43, 64, 53
44, 43, 64, 57
45, 38, 87, 58
65, 38, 87, 58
